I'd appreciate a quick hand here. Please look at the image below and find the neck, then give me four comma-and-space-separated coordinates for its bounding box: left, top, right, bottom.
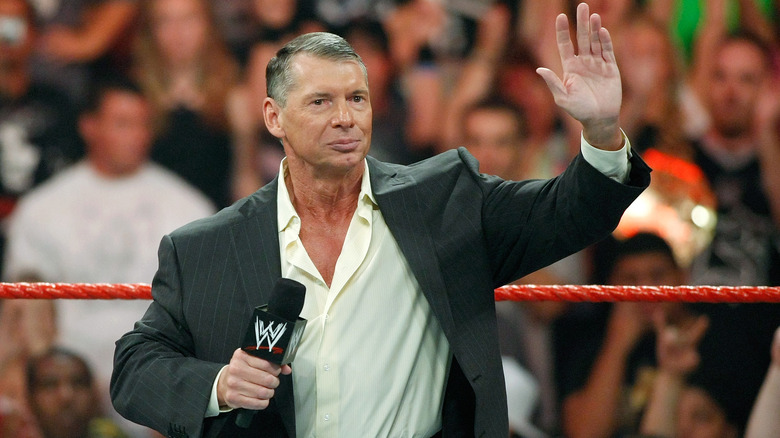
89, 160, 144, 179
284, 161, 364, 220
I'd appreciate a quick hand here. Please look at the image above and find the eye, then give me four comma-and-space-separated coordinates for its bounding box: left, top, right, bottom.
352, 96, 364, 103
313, 99, 324, 105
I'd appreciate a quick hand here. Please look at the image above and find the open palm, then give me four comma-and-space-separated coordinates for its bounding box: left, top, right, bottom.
537, 3, 622, 148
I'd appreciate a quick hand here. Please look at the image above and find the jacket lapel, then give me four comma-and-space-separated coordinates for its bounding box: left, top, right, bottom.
368, 157, 456, 341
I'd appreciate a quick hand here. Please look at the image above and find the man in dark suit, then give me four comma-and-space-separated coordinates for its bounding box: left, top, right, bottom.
111, 3, 650, 437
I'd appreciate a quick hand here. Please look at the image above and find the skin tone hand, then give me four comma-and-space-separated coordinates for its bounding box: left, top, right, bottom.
536, 2, 623, 150
639, 309, 708, 437
217, 348, 292, 411
653, 309, 709, 377
606, 303, 654, 353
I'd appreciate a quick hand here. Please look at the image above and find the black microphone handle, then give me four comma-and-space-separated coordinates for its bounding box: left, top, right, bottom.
235, 409, 255, 428
234, 278, 306, 429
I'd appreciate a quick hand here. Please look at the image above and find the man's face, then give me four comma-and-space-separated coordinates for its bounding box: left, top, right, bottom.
608, 251, 682, 286
265, 54, 372, 178
463, 108, 522, 179
676, 387, 735, 438
707, 40, 768, 138
253, 0, 296, 29
81, 90, 153, 176
151, 0, 208, 67
29, 355, 96, 438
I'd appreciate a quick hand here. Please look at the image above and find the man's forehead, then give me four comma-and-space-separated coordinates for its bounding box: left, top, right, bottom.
716, 42, 769, 70
290, 53, 364, 77
287, 54, 367, 94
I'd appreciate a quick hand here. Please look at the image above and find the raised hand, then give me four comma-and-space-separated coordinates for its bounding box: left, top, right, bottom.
536, 2, 623, 150
653, 310, 709, 377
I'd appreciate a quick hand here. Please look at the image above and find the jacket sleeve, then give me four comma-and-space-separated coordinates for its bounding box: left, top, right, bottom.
477, 148, 651, 287
111, 234, 223, 437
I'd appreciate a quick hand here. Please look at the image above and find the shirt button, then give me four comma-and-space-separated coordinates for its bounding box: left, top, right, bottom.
323, 364, 330, 371
324, 414, 330, 421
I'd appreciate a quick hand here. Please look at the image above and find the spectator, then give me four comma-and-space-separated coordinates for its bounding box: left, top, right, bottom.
559, 232, 704, 438
0, 0, 83, 263
461, 96, 526, 181
27, 347, 128, 438
0, 296, 51, 438
133, 0, 240, 208
440, 4, 577, 173
687, 30, 780, 287
313, 0, 392, 29
614, 13, 690, 157
28, 0, 138, 106
3, 76, 214, 437
638, 316, 742, 438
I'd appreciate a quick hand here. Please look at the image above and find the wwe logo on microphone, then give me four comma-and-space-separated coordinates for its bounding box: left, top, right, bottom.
242, 303, 306, 364
253, 318, 287, 354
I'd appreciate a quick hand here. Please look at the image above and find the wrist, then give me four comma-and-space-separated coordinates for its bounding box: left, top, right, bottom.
582, 118, 623, 151
655, 368, 687, 384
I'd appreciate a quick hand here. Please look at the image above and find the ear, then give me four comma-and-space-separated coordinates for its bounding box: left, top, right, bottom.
78, 113, 98, 146
263, 97, 285, 140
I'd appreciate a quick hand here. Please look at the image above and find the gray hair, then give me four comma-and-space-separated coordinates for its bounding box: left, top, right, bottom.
266, 32, 367, 107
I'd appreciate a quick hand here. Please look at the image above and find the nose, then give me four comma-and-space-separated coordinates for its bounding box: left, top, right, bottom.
330, 100, 354, 128
55, 381, 76, 402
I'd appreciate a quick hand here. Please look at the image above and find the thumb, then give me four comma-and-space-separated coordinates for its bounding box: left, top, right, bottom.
281, 364, 292, 375
536, 67, 566, 98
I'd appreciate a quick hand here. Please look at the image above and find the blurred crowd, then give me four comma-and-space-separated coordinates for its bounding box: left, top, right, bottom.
0, 0, 779, 437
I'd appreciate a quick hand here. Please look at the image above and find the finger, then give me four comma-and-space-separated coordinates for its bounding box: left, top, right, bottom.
555, 13, 575, 65
536, 67, 566, 98
281, 364, 292, 375
600, 28, 617, 64
589, 13, 603, 60
231, 392, 272, 410
234, 381, 276, 400
687, 315, 709, 345
576, 2, 591, 57
651, 306, 666, 335
240, 352, 283, 376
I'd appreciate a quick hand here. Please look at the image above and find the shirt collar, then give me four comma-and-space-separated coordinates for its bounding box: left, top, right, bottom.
277, 158, 376, 233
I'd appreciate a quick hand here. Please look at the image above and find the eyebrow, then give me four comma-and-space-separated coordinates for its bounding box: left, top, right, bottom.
302, 88, 369, 100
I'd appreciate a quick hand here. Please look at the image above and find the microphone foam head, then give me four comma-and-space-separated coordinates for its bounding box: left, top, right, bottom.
267, 278, 306, 320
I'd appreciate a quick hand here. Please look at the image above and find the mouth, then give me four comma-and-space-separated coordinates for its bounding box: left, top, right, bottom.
329, 139, 361, 152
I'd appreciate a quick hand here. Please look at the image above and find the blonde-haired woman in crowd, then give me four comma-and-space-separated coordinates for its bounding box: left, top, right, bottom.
134, 0, 251, 208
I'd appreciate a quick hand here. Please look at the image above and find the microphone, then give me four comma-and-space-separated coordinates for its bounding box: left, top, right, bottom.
235, 278, 307, 428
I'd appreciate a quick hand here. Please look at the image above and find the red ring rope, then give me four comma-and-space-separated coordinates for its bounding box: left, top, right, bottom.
1, 282, 779, 303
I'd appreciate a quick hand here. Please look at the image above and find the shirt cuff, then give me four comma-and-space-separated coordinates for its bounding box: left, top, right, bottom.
205, 365, 233, 418
580, 130, 632, 183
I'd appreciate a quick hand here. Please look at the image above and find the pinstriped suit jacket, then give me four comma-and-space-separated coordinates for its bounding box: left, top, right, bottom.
111, 147, 650, 438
